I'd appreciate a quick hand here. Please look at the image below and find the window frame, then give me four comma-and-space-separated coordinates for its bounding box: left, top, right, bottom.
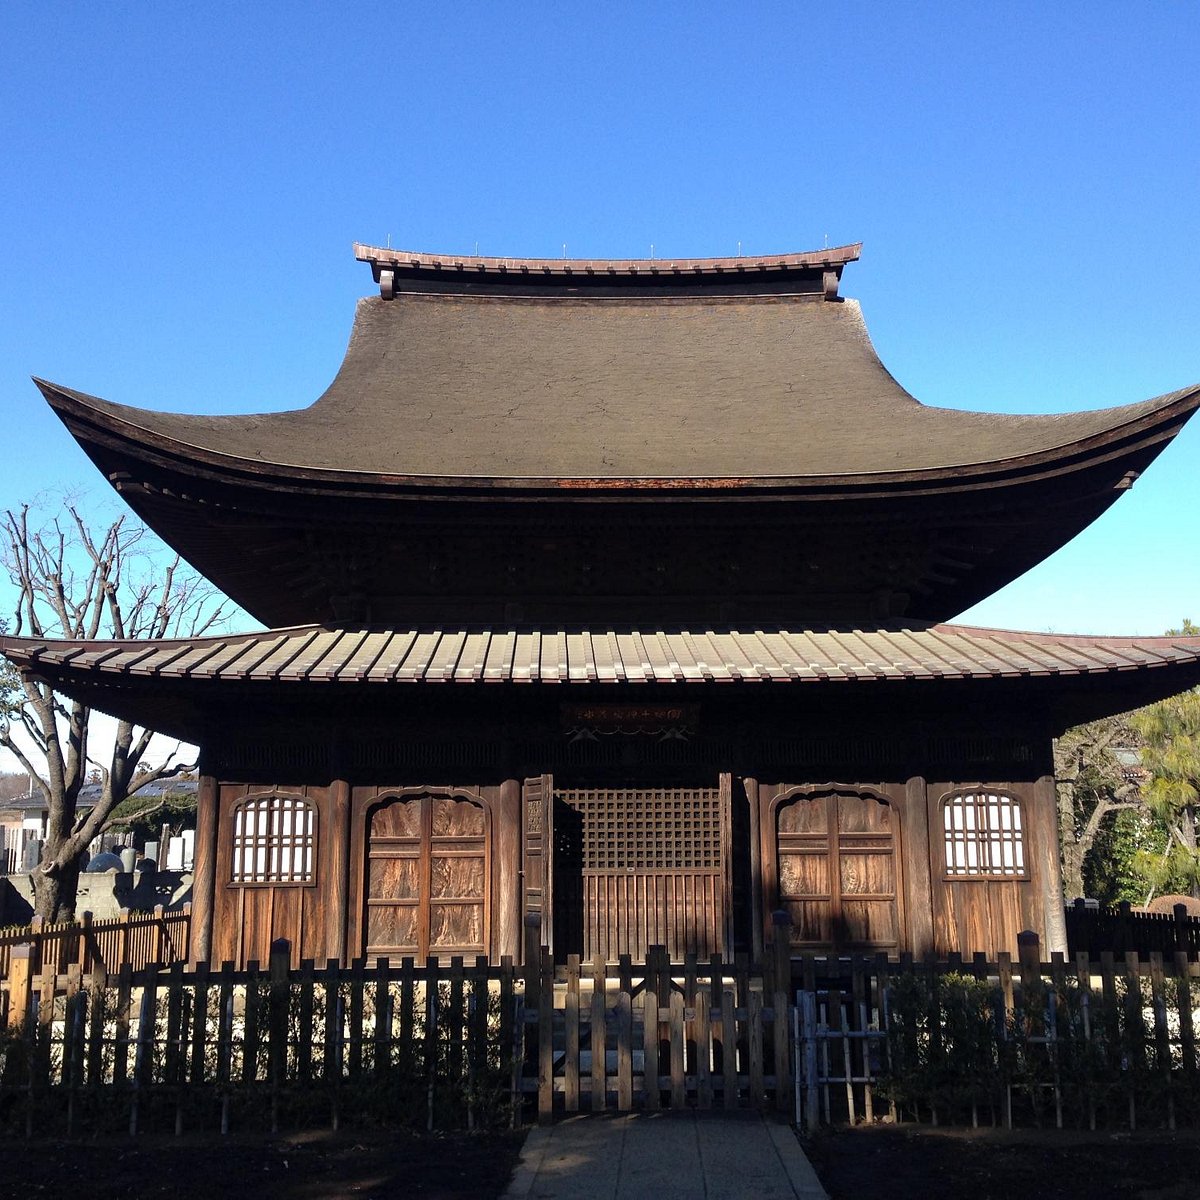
229, 791, 318, 887
940, 789, 1028, 881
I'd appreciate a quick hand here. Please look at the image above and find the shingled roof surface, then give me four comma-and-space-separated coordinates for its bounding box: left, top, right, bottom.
34, 246, 1200, 483
6, 625, 1200, 685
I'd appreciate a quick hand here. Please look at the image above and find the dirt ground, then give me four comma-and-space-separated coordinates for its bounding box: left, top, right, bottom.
804, 1125, 1200, 1200
0, 1128, 525, 1200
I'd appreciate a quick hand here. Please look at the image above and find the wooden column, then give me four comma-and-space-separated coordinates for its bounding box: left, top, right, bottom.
1035, 773, 1069, 954
326, 777, 352, 965
190, 773, 219, 966
719, 772, 735, 955
745, 777, 764, 961
496, 778, 522, 961
902, 776, 935, 957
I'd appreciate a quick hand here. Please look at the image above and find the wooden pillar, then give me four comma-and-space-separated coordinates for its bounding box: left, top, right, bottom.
326, 777, 352, 965
189, 774, 219, 966
745, 777, 764, 961
719, 772, 735, 956
1035, 774, 1069, 955
903, 776, 935, 957
496, 778, 522, 962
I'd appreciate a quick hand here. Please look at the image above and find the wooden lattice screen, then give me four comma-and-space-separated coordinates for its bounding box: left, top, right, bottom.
567, 787, 723, 870
554, 786, 727, 962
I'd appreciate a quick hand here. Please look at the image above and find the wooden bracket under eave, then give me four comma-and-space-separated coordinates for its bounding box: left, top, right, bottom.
379, 268, 395, 300
822, 269, 840, 301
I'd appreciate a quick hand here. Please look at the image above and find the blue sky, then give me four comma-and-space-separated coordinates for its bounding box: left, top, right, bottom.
1, 3, 1198, 640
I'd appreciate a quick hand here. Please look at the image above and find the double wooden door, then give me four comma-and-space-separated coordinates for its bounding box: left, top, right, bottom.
364, 792, 489, 960
770, 787, 902, 952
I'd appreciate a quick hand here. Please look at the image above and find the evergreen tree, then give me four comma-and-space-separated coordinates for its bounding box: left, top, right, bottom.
1129, 621, 1200, 901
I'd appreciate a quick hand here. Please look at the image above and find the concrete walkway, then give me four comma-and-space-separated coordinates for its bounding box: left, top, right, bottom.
503, 1111, 828, 1199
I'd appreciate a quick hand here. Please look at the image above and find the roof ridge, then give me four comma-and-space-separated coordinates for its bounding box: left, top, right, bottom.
354, 241, 863, 276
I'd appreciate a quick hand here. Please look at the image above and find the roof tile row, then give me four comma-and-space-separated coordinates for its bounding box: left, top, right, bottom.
7, 625, 1200, 687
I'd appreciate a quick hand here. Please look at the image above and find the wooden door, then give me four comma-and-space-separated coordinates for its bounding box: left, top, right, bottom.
775, 789, 901, 951
364, 793, 489, 960
555, 782, 730, 962
522, 774, 554, 956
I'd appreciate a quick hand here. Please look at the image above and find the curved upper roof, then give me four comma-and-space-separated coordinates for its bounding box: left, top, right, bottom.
33, 279, 1200, 487
27, 243, 1200, 629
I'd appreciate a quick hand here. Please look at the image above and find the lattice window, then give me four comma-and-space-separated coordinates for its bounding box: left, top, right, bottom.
942, 791, 1025, 878
231, 794, 316, 884
556, 788, 722, 870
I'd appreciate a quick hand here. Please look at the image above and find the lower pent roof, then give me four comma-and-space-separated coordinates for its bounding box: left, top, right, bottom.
5, 625, 1200, 685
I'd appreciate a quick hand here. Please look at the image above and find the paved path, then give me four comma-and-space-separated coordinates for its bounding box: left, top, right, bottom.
503, 1111, 828, 1199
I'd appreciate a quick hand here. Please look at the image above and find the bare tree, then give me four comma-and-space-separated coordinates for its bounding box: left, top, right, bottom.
0, 502, 228, 921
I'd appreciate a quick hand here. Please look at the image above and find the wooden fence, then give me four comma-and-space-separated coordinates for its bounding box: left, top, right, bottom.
1065, 899, 1200, 959
1, 941, 519, 1138
796, 934, 1200, 1133
0, 905, 190, 978
3, 918, 1200, 1138
520, 916, 796, 1122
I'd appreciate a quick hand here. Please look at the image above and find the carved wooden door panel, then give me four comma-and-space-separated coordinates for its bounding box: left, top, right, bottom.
776, 790, 900, 951
365, 794, 488, 960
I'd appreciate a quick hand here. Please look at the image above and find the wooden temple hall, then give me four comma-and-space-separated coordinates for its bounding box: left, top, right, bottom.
6, 242, 1200, 970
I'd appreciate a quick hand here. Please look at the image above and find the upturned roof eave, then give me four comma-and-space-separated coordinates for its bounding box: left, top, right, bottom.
33, 376, 1200, 499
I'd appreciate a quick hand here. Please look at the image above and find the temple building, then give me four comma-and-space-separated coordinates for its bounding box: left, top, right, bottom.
5, 242, 1200, 967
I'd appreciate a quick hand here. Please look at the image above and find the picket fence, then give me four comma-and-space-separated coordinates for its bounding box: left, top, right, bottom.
797, 936, 1200, 1132
1, 941, 521, 1138
519, 918, 797, 1122
1065, 899, 1200, 959
0, 905, 190, 978
2, 918, 1200, 1137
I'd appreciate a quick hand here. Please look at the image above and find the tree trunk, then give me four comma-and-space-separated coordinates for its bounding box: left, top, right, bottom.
1184, 804, 1200, 900
32, 856, 81, 923
1057, 780, 1087, 902
1061, 838, 1086, 905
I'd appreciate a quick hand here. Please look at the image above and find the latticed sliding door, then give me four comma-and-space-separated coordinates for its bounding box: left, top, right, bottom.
554, 782, 730, 962
776, 790, 900, 951
365, 794, 489, 959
